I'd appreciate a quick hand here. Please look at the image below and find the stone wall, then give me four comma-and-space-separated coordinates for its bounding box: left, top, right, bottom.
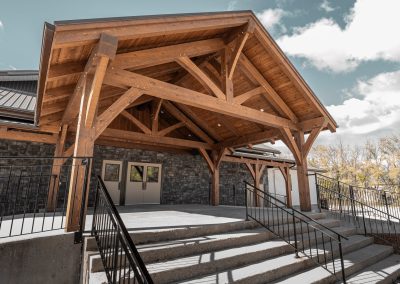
0, 139, 268, 208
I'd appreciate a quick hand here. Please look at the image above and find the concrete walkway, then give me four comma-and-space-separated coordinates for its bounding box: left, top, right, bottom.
1, 204, 246, 241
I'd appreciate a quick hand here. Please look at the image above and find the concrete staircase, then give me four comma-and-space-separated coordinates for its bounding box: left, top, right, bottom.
83, 212, 400, 284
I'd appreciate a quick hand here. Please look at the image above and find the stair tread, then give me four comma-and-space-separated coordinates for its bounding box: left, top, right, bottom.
147, 225, 355, 274
137, 218, 340, 253
136, 227, 269, 252
176, 235, 371, 284
272, 244, 393, 284
341, 253, 400, 284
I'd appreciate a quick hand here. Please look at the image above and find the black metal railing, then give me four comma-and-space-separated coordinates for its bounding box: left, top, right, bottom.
245, 181, 348, 282
316, 174, 400, 251
0, 156, 91, 238
92, 176, 153, 284
316, 174, 400, 218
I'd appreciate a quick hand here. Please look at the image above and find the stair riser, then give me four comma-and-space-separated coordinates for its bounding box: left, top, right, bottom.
228, 236, 373, 284
91, 231, 273, 272
151, 229, 349, 284
312, 247, 394, 284
86, 214, 327, 251
90, 221, 344, 273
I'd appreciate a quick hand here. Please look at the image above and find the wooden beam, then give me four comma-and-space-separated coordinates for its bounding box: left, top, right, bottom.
280, 127, 301, 164
198, 148, 215, 173
0, 129, 57, 144
53, 15, 250, 48
121, 110, 152, 134
222, 155, 293, 168
104, 68, 299, 130
158, 122, 185, 137
113, 38, 225, 70
302, 126, 323, 158
299, 117, 328, 132
239, 54, 298, 122
293, 130, 311, 211
245, 163, 255, 179
228, 32, 250, 80
221, 47, 234, 103
100, 128, 213, 150
162, 101, 214, 144
61, 33, 118, 125
233, 86, 264, 105
176, 56, 225, 100
152, 99, 163, 134
94, 88, 143, 139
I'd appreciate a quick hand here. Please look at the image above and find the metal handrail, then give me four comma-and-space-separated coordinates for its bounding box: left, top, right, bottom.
245, 181, 347, 282
246, 182, 348, 241
316, 174, 400, 251
317, 178, 400, 222
92, 176, 153, 284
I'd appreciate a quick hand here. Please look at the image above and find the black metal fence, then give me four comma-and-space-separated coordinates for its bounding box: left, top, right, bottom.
316, 174, 400, 251
92, 176, 153, 284
245, 181, 347, 283
316, 174, 400, 219
0, 157, 91, 238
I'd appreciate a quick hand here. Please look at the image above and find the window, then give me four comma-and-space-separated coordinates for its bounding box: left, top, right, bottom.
130, 165, 144, 182
146, 166, 159, 182
104, 163, 120, 182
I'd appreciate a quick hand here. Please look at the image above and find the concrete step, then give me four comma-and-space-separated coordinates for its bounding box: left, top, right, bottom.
272, 243, 394, 284
176, 234, 371, 284
86, 212, 327, 251
339, 253, 400, 284
147, 226, 357, 284
89, 218, 340, 273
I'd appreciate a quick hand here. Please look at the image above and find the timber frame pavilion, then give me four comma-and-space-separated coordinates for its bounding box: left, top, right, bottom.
0, 11, 337, 232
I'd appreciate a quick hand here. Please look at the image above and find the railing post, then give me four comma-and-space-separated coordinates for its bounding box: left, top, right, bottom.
383, 191, 391, 223
113, 231, 120, 283
315, 174, 322, 213
349, 186, 356, 217
91, 181, 99, 236
361, 203, 367, 236
292, 209, 299, 258
338, 181, 343, 214
338, 236, 346, 283
245, 182, 249, 221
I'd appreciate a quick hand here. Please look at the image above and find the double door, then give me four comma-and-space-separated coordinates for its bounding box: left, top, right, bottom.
101, 160, 162, 205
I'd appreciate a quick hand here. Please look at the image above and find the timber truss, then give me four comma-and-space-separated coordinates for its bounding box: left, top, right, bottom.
0, 12, 337, 231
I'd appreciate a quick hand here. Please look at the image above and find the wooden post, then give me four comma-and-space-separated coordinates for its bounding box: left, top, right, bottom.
47, 124, 68, 211
295, 131, 311, 211
279, 166, 292, 208
65, 34, 118, 232
199, 148, 226, 206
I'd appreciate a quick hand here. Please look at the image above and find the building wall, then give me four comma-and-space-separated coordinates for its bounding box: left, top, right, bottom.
0, 140, 267, 207
267, 168, 319, 210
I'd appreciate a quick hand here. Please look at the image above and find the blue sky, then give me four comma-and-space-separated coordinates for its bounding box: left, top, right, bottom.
0, 0, 399, 145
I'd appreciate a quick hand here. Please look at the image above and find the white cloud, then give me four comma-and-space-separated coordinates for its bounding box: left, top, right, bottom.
256, 9, 288, 34
325, 70, 400, 140
277, 0, 400, 72
320, 0, 336, 13
0, 20, 3, 30
227, 0, 238, 11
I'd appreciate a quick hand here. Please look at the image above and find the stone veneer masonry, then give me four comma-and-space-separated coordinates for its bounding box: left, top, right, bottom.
0, 140, 268, 207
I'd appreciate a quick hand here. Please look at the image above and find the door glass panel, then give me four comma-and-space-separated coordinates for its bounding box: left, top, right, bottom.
130, 165, 144, 182
146, 166, 159, 183
104, 163, 120, 182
